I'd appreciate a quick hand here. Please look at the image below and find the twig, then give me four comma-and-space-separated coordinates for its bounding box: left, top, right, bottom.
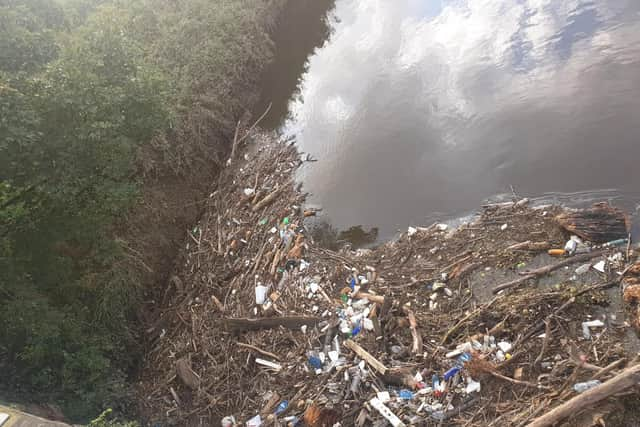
237, 342, 281, 361
533, 320, 551, 366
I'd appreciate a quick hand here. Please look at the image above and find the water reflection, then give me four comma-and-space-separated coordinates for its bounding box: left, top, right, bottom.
279, 0, 640, 241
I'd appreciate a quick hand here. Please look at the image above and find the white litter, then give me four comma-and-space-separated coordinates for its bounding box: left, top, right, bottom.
246, 414, 262, 427
593, 260, 606, 273
376, 391, 391, 403
255, 358, 282, 371
255, 285, 269, 305
582, 319, 605, 340
497, 341, 512, 353
370, 397, 407, 427
501, 223, 508, 231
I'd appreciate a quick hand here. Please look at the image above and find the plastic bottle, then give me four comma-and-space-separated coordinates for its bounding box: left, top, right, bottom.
274, 400, 289, 415
573, 380, 601, 393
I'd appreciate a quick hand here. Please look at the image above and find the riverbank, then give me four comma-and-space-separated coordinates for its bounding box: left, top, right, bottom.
0, 0, 289, 422
139, 132, 640, 426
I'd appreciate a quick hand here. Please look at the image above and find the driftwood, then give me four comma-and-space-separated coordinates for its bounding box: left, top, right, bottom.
526, 363, 640, 427
555, 202, 629, 243
222, 316, 323, 332
493, 250, 607, 294
344, 339, 388, 375
175, 358, 200, 390
506, 241, 551, 252
402, 306, 423, 354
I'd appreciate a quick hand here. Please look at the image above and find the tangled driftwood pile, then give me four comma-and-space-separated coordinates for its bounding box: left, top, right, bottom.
138, 133, 640, 427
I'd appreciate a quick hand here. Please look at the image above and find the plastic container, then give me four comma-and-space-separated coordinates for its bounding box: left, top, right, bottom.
573, 380, 602, 393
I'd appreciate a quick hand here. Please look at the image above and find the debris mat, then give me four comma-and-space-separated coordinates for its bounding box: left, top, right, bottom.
138, 132, 640, 427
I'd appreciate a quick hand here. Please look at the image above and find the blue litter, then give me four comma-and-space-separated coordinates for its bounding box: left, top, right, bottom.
350, 277, 356, 290
444, 366, 461, 381
457, 352, 472, 364
352, 324, 362, 336
308, 356, 323, 369
398, 389, 413, 400
274, 400, 289, 415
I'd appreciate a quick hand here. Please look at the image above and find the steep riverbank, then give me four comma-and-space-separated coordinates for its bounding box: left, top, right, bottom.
1, 0, 295, 422
139, 132, 640, 426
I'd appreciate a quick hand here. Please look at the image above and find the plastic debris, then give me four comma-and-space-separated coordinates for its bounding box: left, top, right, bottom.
255, 358, 282, 371
593, 260, 606, 273
408, 226, 418, 236
548, 249, 566, 256
398, 389, 414, 400
564, 239, 577, 255
501, 223, 508, 231
246, 414, 262, 427
376, 391, 391, 403
221, 416, 237, 427
255, 285, 269, 305
369, 397, 407, 427
308, 356, 323, 370
497, 341, 512, 353
466, 378, 481, 394
573, 380, 602, 393
582, 319, 605, 340
274, 400, 289, 415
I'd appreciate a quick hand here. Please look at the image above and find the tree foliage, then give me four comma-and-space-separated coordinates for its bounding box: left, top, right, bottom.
0, 0, 280, 422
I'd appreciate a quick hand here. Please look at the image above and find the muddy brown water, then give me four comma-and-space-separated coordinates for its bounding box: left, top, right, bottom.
258, 0, 640, 243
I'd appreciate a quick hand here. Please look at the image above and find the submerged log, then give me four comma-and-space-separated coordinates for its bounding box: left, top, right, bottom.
555, 202, 629, 243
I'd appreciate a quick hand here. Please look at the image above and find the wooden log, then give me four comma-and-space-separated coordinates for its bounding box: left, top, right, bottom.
222, 316, 322, 332
526, 363, 640, 427
354, 291, 385, 304
344, 339, 388, 375
175, 358, 200, 390
506, 241, 551, 252
555, 202, 629, 243
493, 250, 607, 294
402, 306, 423, 354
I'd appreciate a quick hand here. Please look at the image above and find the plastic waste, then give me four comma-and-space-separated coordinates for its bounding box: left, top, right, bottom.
465, 378, 481, 394
497, 341, 512, 353
573, 380, 602, 393
308, 356, 323, 370
407, 226, 417, 236
444, 366, 461, 381
246, 415, 262, 427
564, 239, 577, 255
376, 391, 391, 403
398, 389, 413, 400
369, 397, 406, 427
548, 249, 566, 256
604, 238, 628, 247
221, 415, 237, 427
274, 400, 289, 415
255, 285, 269, 305
582, 319, 605, 340
593, 260, 606, 273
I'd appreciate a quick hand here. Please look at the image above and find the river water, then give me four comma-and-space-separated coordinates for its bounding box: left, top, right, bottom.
259, 0, 640, 242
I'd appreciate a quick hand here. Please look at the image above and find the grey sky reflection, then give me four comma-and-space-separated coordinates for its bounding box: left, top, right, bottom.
285, 0, 640, 239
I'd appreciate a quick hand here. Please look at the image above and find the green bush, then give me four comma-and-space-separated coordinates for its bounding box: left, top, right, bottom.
0, 0, 281, 421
